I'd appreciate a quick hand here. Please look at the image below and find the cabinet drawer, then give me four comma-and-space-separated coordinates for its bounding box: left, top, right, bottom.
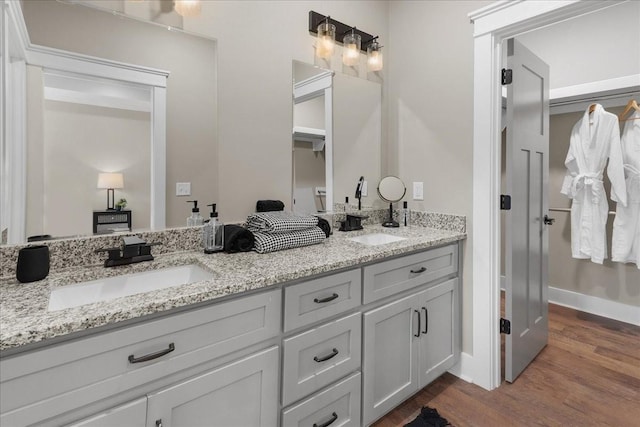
282, 313, 361, 406
282, 372, 361, 427
284, 269, 361, 332
0, 289, 281, 426
363, 244, 457, 303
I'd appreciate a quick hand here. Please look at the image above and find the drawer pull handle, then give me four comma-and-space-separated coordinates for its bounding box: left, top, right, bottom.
313, 412, 338, 427
314, 348, 339, 363
128, 343, 175, 364
314, 293, 339, 304
414, 310, 421, 337
422, 307, 428, 334
410, 266, 427, 274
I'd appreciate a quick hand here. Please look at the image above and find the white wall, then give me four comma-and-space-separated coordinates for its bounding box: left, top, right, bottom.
387, 0, 494, 353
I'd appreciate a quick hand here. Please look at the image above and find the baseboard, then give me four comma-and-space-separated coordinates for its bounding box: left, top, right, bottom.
548, 286, 640, 326
448, 351, 474, 383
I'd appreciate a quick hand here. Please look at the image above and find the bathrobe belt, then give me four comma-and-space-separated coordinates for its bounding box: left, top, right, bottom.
570, 172, 604, 203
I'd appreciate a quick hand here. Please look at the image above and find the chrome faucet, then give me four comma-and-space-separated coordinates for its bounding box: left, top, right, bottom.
95, 236, 160, 267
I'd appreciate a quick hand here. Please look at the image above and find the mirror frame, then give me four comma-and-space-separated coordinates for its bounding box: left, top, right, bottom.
2, 0, 168, 244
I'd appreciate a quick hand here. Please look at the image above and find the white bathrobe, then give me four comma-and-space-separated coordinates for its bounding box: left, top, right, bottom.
612, 111, 640, 268
561, 104, 627, 264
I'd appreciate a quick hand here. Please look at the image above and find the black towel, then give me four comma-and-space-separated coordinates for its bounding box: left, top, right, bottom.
256, 200, 285, 212
404, 407, 451, 427
317, 217, 331, 237
224, 225, 255, 253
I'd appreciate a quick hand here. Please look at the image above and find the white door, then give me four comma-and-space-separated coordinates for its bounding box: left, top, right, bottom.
505, 38, 550, 383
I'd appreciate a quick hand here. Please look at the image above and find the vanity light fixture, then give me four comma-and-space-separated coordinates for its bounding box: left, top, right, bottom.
309, 11, 381, 69
316, 16, 336, 59
342, 28, 361, 67
97, 173, 124, 211
174, 0, 201, 17
367, 37, 383, 72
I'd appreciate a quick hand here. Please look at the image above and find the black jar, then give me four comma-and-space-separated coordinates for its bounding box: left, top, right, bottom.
16, 245, 50, 283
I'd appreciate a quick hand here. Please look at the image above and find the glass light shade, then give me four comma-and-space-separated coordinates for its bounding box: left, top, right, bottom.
316, 21, 336, 59
342, 32, 361, 67
367, 41, 383, 72
97, 173, 124, 189
174, 0, 201, 17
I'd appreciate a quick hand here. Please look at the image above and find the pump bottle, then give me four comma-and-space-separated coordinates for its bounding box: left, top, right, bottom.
187, 200, 204, 226
203, 203, 224, 253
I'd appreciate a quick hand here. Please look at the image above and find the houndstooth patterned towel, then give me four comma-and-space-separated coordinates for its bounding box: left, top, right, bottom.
253, 227, 326, 253
247, 211, 319, 234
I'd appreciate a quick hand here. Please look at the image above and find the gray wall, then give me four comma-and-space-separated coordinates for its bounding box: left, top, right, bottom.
387, 0, 493, 354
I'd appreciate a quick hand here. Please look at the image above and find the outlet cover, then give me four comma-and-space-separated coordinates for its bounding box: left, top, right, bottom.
176, 182, 191, 196
362, 180, 368, 197
412, 182, 424, 200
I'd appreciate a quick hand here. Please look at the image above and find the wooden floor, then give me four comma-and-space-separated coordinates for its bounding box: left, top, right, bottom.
373, 304, 640, 426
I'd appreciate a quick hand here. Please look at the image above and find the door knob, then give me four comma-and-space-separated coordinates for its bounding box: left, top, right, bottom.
544, 215, 555, 225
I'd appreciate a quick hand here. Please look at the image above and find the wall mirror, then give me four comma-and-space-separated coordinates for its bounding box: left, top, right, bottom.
1, 0, 216, 245
292, 60, 382, 215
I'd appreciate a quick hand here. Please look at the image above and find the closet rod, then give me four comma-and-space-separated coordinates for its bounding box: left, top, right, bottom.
549, 207, 616, 216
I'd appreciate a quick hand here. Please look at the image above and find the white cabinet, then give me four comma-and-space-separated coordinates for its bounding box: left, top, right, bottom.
68, 397, 147, 427
147, 346, 279, 427
363, 278, 459, 425
1, 289, 281, 426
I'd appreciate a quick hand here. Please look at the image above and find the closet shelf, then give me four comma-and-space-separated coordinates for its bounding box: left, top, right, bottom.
293, 126, 325, 151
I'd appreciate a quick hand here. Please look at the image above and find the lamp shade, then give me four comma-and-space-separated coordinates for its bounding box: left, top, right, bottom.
316, 20, 336, 59
97, 173, 124, 189
174, 0, 201, 17
343, 31, 361, 67
367, 40, 383, 72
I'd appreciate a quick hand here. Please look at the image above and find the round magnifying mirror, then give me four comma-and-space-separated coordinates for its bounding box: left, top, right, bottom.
377, 176, 406, 227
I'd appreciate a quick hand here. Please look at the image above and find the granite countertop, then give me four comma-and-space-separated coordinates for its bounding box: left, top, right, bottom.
0, 224, 465, 352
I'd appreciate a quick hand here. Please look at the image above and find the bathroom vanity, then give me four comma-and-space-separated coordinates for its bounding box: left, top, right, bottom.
0, 224, 464, 426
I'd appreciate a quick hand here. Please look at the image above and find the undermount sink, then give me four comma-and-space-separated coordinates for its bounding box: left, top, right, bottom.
48, 264, 214, 311
347, 233, 407, 246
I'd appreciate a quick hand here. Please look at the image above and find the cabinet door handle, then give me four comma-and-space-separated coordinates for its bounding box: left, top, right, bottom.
422, 307, 429, 334
313, 412, 338, 427
128, 343, 175, 364
414, 310, 421, 337
410, 266, 427, 274
314, 348, 339, 363
155, 420, 163, 427
314, 293, 339, 303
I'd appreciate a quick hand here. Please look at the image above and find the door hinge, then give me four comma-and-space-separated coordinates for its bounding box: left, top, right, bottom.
500, 318, 511, 334
501, 195, 511, 210
501, 68, 513, 85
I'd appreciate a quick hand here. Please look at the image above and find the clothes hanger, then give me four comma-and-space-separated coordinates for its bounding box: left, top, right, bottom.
619, 99, 640, 121
588, 103, 597, 114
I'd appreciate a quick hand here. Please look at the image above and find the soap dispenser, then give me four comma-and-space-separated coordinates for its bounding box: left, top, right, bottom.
187, 200, 204, 226
203, 203, 224, 253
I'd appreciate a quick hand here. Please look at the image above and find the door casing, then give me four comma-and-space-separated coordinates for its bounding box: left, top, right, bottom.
468, 0, 627, 391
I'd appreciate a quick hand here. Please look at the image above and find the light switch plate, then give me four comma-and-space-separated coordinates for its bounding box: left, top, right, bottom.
361, 180, 368, 197
176, 182, 191, 196
412, 182, 424, 200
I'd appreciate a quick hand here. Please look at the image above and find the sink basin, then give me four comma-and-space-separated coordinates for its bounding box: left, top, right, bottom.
48, 264, 214, 311
347, 233, 407, 246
